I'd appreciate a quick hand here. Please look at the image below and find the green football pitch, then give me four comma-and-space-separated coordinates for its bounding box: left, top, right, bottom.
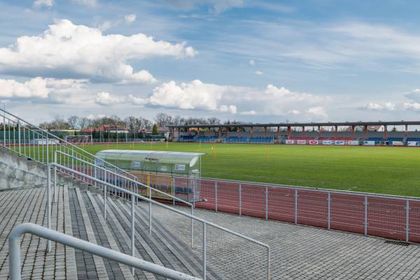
80, 142, 420, 197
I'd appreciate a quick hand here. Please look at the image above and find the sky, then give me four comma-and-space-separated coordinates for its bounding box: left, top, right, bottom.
1, 0, 420, 124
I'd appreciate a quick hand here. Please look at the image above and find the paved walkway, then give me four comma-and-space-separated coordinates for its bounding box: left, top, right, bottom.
147, 203, 420, 279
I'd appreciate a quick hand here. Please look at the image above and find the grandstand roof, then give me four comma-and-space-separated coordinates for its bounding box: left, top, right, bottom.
169, 120, 420, 129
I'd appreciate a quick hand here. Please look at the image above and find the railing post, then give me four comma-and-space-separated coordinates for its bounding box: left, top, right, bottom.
71, 150, 75, 171
172, 176, 176, 206
364, 196, 368, 236
327, 192, 331, 230
47, 165, 51, 252
17, 120, 21, 155
294, 189, 298, 225
104, 170, 107, 221
131, 194, 136, 275
94, 165, 97, 188
202, 223, 207, 280
239, 183, 242, 216
46, 134, 49, 164
2, 109, 5, 147
267, 247, 271, 280
215, 181, 218, 212
265, 186, 268, 221
54, 164, 57, 203
9, 230, 21, 280
191, 205, 194, 248
406, 199, 410, 242
149, 188, 152, 235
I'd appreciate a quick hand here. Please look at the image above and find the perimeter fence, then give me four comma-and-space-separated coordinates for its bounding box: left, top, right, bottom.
144, 173, 420, 243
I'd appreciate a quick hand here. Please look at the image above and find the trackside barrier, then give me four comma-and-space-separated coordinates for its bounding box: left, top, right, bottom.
47, 163, 271, 280
143, 173, 420, 243
8, 223, 199, 280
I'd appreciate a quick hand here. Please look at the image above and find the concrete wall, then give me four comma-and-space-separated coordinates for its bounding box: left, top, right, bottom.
0, 148, 48, 190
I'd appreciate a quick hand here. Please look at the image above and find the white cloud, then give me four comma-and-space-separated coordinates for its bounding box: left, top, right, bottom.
125, 14, 136, 24
128, 94, 148, 106
405, 89, 420, 102
95, 91, 125, 105
219, 105, 237, 114
403, 102, 420, 111
71, 0, 97, 7
0, 77, 49, 99
255, 70, 263, 75
288, 110, 300, 115
148, 80, 237, 113
167, 0, 244, 14
364, 102, 396, 111
0, 19, 196, 83
240, 110, 256, 115
135, 80, 329, 119
307, 106, 328, 118
212, 20, 420, 71
260, 85, 328, 118
0, 77, 90, 105
34, 0, 54, 8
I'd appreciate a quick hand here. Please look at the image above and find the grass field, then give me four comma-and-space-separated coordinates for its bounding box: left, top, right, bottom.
81, 142, 420, 197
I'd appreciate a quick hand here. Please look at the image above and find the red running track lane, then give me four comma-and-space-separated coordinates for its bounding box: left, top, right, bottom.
195, 178, 416, 243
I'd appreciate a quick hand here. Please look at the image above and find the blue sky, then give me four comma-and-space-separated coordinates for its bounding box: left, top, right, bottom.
1, 0, 420, 124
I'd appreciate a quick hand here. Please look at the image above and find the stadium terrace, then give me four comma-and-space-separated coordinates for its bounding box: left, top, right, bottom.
169, 120, 420, 146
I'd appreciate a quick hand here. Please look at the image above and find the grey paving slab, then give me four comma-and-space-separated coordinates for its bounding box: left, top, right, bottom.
147, 202, 420, 280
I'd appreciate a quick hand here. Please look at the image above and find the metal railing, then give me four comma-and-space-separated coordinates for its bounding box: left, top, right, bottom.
8, 223, 199, 280
53, 150, 194, 243
1, 108, 271, 278
54, 150, 192, 206
47, 163, 271, 280
1, 108, 195, 210
0, 107, 137, 181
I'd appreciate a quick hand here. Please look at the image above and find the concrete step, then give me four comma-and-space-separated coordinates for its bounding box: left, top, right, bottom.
0, 187, 76, 279
109, 195, 220, 280
91, 191, 221, 280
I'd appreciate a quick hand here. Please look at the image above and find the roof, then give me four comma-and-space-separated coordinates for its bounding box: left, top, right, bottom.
168, 120, 420, 129
95, 150, 205, 167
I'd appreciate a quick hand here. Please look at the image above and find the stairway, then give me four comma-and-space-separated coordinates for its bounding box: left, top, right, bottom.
0, 184, 221, 279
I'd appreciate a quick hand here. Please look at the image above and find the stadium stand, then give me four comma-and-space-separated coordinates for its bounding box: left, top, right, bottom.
171, 121, 420, 147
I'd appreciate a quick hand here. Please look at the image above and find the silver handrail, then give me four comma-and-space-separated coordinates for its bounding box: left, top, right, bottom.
8, 223, 200, 280
48, 163, 271, 280
0, 108, 137, 180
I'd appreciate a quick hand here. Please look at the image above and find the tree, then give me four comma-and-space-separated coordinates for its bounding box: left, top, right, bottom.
155, 113, 174, 128
67, 116, 80, 129
152, 124, 158, 134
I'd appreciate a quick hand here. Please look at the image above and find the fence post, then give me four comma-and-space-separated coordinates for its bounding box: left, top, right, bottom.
104, 171, 107, 221
215, 181, 218, 212
364, 196, 368, 236
131, 194, 135, 275
2, 110, 5, 147
191, 206, 194, 248
239, 183, 242, 216
17, 120, 21, 154
149, 188, 152, 235
202, 223, 207, 280
172, 176, 176, 206
406, 200, 410, 242
47, 165, 51, 252
294, 189, 298, 225
265, 187, 268, 221
327, 192, 331, 230
267, 247, 271, 280
54, 164, 57, 203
